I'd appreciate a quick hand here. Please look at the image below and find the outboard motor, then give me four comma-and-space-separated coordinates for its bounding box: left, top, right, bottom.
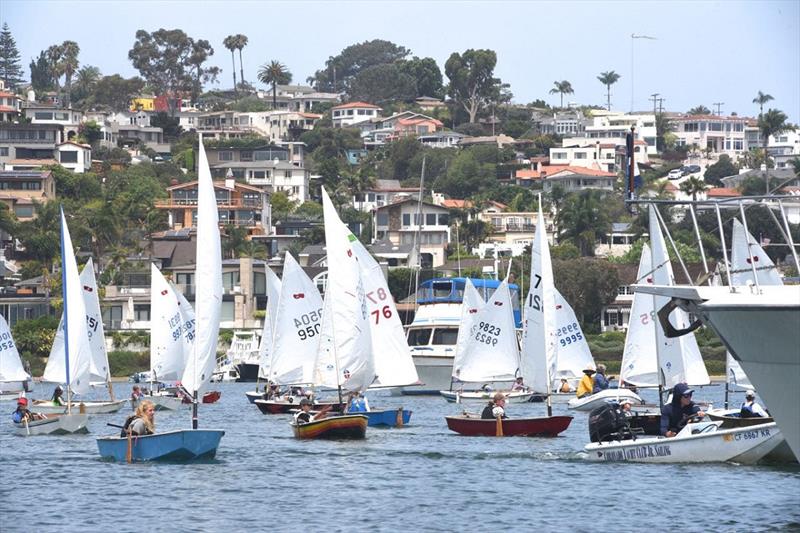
588, 402, 632, 442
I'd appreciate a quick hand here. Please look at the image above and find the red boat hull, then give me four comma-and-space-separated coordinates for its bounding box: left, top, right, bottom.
181, 391, 222, 404
291, 414, 368, 439
255, 399, 345, 415
445, 415, 573, 437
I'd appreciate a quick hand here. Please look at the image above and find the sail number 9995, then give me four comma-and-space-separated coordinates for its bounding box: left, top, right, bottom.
474, 321, 500, 346
295, 309, 322, 340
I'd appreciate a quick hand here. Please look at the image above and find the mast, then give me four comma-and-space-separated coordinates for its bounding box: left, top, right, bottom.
411, 157, 426, 303
60, 207, 72, 415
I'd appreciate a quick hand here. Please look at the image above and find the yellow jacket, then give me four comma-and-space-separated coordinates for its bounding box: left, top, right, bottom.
577, 374, 594, 398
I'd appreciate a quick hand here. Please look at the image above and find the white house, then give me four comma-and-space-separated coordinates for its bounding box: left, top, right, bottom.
373, 199, 450, 268
671, 114, 752, 156
351, 179, 419, 212
559, 111, 657, 156
56, 141, 92, 173
331, 102, 382, 128
768, 130, 800, 169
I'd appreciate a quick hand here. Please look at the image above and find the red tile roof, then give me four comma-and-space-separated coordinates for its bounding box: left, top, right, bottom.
516, 164, 615, 180
707, 187, 741, 198
440, 199, 508, 210
332, 101, 381, 110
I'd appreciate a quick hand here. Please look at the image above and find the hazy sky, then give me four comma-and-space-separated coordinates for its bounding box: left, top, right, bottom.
2, 0, 798, 121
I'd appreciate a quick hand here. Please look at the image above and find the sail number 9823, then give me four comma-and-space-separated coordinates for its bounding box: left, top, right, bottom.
474, 321, 500, 346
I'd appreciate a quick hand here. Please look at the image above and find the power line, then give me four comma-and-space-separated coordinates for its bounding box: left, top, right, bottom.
649, 93, 660, 116
713, 102, 725, 116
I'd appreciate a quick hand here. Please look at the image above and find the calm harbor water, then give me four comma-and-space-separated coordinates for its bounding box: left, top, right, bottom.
1, 381, 799, 532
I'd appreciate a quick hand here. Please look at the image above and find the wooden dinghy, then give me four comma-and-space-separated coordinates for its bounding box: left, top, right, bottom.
290, 414, 368, 439
445, 414, 573, 437
255, 399, 344, 415
14, 413, 89, 436
706, 408, 774, 429
97, 429, 225, 462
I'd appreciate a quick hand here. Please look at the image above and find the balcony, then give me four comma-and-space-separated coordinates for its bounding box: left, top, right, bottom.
155, 198, 263, 209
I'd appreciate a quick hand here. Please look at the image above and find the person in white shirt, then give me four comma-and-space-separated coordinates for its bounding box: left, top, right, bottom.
740, 390, 768, 418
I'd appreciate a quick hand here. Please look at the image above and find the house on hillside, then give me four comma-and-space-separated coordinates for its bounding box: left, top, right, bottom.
0, 89, 22, 122
373, 199, 450, 267
0, 123, 62, 169
671, 114, 752, 156
331, 102, 382, 128
0, 170, 56, 221
351, 179, 419, 212
56, 141, 92, 173
541, 166, 617, 193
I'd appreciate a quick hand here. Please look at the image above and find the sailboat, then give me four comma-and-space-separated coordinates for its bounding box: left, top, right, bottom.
289, 188, 374, 439
439, 278, 532, 404
254, 252, 343, 414
19, 208, 91, 435
245, 265, 282, 403
583, 208, 783, 464
0, 314, 32, 401
446, 201, 572, 437
96, 139, 224, 461
34, 259, 126, 414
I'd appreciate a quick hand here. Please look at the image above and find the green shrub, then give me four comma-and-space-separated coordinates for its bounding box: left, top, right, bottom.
108, 350, 149, 377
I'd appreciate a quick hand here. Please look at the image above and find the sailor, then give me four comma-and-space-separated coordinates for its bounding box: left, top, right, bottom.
592, 364, 613, 393
127, 400, 156, 436
294, 398, 319, 424
660, 383, 704, 437
558, 378, 572, 393
511, 377, 528, 392
51, 385, 65, 406
347, 392, 369, 413
481, 392, 507, 419
12, 397, 43, 423
740, 390, 768, 418
576, 366, 596, 398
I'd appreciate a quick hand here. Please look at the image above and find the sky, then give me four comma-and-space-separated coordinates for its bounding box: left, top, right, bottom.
2, 0, 799, 121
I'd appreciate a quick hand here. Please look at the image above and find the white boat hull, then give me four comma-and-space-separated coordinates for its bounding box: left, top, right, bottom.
147, 394, 185, 411
567, 388, 644, 411
585, 421, 783, 464
14, 414, 90, 436
439, 390, 533, 403
30, 400, 126, 414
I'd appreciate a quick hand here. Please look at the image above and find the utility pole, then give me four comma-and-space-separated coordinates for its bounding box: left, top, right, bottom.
713, 102, 724, 116
657, 98, 665, 115
649, 93, 660, 116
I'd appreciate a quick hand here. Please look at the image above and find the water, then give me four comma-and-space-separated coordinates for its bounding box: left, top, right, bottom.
1, 382, 799, 532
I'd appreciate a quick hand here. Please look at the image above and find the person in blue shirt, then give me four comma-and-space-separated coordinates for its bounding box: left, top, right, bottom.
660, 382, 704, 437
347, 392, 369, 413
593, 364, 613, 393
12, 397, 43, 424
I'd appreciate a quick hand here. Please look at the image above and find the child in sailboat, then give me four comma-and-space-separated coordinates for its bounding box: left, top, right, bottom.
127, 400, 156, 436
12, 397, 44, 423
740, 390, 768, 418
576, 367, 595, 398
51, 386, 65, 406
481, 393, 507, 419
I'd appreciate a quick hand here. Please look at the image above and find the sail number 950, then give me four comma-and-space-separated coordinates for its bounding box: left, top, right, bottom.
295, 309, 322, 341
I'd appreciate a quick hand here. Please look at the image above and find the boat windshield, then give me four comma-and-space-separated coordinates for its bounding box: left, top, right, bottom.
432, 328, 458, 345
407, 328, 432, 346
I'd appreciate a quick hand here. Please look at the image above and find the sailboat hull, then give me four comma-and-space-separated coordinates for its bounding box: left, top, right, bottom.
445, 415, 573, 437
567, 389, 644, 412
291, 414, 368, 439
30, 400, 126, 414
585, 422, 783, 464
439, 390, 533, 403
96, 429, 225, 462
14, 414, 89, 436
360, 409, 412, 427
255, 399, 345, 415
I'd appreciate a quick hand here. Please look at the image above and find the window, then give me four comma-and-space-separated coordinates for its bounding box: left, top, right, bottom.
357, 109, 366, 115
347, 110, 353, 116
252, 171, 266, 180
425, 213, 436, 225
60, 151, 78, 163
734, 140, 743, 150
432, 328, 458, 345
240, 151, 253, 161
221, 301, 235, 322
253, 272, 266, 294
733, 123, 744, 132
709, 123, 723, 132
575, 152, 587, 159
684, 123, 699, 132
34, 112, 53, 120
102, 305, 123, 329
13, 205, 33, 217
0, 147, 7, 156
133, 304, 150, 322
219, 151, 233, 161
333, 110, 341, 117
376, 213, 389, 226
552, 152, 567, 160
438, 214, 448, 226
402, 213, 411, 226
407, 328, 432, 346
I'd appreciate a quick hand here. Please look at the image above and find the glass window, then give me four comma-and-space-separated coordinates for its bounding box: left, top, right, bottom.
575, 152, 587, 159
240, 151, 253, 161
0, 147, 7, 156
438, 214, 448, 226
432, 328, 458, 345
13, 205, 33, 217
60, 151, 78, 163
219, 151, 233, 161
425, 213, 436, 225
407, 328, 432, 346
376, 213, 388, 226
402, 213, 411, 226
133, 304, 150, 321
221, 301, 235, 322
253, 272, 266, 294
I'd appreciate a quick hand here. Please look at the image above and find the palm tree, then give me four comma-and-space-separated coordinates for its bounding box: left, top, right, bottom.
758, 108, 793, 193
73, 65, 100, 106
46, 44, 65, 100
257, 60, 292, 109
679, 176, 708, 201
60, 40, 79, 108
556, 190, 611, 256
597, 71, 621, 111
549, 80, 574, 108
223, 35, 239, 94
234, 34, 248, 88
752, 90, 774, 117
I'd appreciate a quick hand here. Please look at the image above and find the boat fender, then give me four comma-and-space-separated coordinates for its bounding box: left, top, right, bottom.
396, 408, 403, 428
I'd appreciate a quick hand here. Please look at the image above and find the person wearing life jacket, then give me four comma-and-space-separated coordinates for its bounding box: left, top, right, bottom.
294, 398, 330, 424
592, 364, 613, 393
740, 390, 768, 418
576, 366, 596, 398
660, 383, 704, 437
481, 392, 507, 419
51, 385, 65, 406
122, 400, 156, 437
12, 397, 43, 423
347, 392, 369, 413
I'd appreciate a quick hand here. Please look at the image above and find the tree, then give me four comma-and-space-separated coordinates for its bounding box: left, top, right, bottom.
91, 75, 145, 112
72, 65, 101, 108
703, 154, 738, 187
188, 39, 219, 102
29, 51, 55, 94
150, 112, 183, 141
349, 63, 416, 105
222, 35, 239, 94
549, 80, 574, 108
556, 190, 612, 256
128, 29, 209, 115
444, 49, 502, 124
307, 39, 410, 93
597, 71, 620, 111
78, 120, 102, 146
397, 56, 444, 99
233, 34, 248, 88
752, 90, 774, 116
758, 108, 793, 192
553, 258, 619, 332
0, 23, 24, 89
270, 190, 297, 222
655, 112, 674, 152
60, 40, 80, 108
679, 176, 708, 201
257, 60, 292, 108
46, 44, 65, 98
687, 105, 711, 115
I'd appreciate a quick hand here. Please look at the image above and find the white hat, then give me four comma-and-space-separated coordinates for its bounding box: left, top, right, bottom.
745, 389, 756, 398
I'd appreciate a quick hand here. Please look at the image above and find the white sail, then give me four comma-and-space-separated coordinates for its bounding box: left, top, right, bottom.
321, 190, 418, 388
42, 209, 92, 395
175, 286, 196, 368
648, 206, 709, 387
730, 218, 782, 286
269, 252, 324, 385
620, 244, 659, 386
452, 278, 519, 383
257, 266, 282, 380
149, 264, 188, 381
181, 139, 222, 394
0, 314, 29, 383
451, 278, 486, 380
552, 289, 595, 386
313, 188, 375, 392
724, 218, 781, 389
520, 202, 557, 394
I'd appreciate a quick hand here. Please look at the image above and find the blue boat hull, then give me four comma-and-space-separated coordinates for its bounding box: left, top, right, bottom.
363, 409, 412, 427
96, 429, 225, 462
